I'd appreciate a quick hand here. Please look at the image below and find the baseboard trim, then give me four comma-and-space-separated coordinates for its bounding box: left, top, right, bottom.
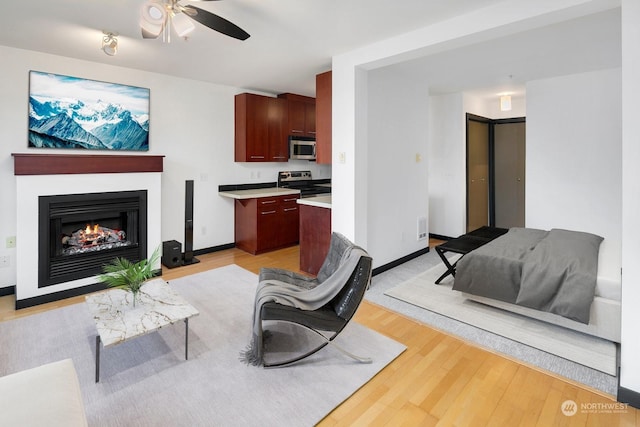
0, 285, 15, 297
194, 243, 235, 256
372, 247, 430, 277
429, 233, 454, 241
16, 282, 108, 310
618, 386, 640, 409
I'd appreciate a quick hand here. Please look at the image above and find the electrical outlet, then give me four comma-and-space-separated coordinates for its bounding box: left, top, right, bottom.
0, 255, 9, 268
6, 236, 16, 248
417, 217, 427, 241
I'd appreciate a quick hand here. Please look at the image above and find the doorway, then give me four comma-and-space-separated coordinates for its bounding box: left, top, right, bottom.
466, 114, 526, 232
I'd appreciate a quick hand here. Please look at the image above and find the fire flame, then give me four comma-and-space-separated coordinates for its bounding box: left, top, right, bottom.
84, 224, 101, 235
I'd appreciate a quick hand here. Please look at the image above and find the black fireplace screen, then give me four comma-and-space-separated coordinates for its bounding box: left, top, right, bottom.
38, 190, 147, 288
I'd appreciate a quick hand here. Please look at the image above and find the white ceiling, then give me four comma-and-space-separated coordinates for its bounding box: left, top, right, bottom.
394, 7, 621, 100
0, 0, 621, 98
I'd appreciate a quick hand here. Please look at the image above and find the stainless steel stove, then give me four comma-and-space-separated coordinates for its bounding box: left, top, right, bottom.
277, 170, 331, 198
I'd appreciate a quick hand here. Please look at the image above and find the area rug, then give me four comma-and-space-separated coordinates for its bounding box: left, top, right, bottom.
384, 262, 617, 376
0, 264, 405, 427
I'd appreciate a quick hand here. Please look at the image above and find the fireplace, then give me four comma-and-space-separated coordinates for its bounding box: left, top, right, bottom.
14, 153, 163, 309
38, 190, 147, 288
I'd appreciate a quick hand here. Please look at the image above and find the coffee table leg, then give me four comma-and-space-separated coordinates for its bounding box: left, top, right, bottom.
95, 335, 101, 383
185, 318, 189, 360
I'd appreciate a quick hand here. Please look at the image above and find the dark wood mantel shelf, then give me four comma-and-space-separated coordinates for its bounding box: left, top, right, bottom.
12, 153, 164, 175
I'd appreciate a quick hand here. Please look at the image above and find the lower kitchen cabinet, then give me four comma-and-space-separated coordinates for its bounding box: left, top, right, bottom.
234, 194, 300, 254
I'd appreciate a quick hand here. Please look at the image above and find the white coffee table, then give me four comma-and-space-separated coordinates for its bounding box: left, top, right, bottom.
85, 278, 199, 382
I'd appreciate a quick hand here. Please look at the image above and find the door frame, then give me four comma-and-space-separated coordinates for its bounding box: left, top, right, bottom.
465, 113, 526, 228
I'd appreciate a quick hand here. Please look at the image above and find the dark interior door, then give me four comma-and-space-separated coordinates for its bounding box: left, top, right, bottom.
494, 121, 526, 228
466, 114, 526, 232
466, 118, 490, 232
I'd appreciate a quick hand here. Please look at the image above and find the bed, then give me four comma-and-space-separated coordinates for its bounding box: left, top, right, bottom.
452, 227, 621, 343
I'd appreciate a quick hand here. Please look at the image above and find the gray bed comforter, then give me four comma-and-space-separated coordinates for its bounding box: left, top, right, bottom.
452, 227, 603, 324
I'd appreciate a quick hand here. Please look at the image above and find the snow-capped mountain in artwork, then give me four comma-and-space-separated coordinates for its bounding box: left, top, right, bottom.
28, 96, 149, 151
27, 71, 150, 151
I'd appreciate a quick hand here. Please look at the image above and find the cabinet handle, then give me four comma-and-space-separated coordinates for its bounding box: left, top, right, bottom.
250, 155, 265, 159
283, 198, 298, 202
308, 131, 316, 134
284, 207, 297, 212
273, 156, 287, 159
261, 200, 276, 205
291, 129, 304, 133
261, 210, 276, 215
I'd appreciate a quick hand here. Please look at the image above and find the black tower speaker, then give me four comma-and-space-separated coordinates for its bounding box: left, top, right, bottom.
182, 180, 200, 265
162, 240, 182, 269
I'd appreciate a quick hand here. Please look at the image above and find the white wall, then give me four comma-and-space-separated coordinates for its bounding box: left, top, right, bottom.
366, 66, 429, 266
620, 0, 640, 399
428, 93, 466, 238
526, 68, 622, 279
0, 45, 330, 290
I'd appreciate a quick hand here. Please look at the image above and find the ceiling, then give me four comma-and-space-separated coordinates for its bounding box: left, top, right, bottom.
0, 0, 621, 98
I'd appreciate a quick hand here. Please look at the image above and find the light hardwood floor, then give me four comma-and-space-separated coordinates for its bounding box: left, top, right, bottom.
1, 242, 638, 426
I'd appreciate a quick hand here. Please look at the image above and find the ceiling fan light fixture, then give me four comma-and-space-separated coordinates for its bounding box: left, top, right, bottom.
172, 12, 195, 38
101, 32, 118, 56
140, 1, 167, 37
138, 0, 250, 42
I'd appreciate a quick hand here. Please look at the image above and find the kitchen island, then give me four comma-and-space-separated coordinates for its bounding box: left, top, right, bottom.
218, 187, 300, 200
219, 187, 301, 255
298, 195, 331, 275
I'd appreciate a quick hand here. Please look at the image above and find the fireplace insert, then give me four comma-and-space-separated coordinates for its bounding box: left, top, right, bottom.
38, 190, 147, 288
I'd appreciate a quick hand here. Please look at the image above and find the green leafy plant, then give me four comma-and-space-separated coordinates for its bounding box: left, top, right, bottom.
98, 246, 161, 306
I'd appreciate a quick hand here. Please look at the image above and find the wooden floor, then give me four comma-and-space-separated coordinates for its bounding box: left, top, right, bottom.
1, 242, 638, 426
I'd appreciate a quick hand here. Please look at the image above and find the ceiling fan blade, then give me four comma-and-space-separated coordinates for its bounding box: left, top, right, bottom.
187, 5, 250, 40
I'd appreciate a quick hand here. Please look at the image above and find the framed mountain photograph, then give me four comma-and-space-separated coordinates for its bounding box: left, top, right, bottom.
28, 71, 150, 151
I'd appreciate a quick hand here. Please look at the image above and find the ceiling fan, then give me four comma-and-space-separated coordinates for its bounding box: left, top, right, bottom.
140, 0, 250, 42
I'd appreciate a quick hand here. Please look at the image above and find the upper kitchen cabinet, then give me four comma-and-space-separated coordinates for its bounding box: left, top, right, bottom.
315, 70, 332, 164
235, 93, 288, 162
278, 93, 316, 138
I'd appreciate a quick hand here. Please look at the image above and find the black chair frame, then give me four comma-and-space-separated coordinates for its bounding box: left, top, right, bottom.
260, 255, 373, 368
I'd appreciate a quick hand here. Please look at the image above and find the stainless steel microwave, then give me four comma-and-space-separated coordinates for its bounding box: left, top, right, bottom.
289, 137, 316, 160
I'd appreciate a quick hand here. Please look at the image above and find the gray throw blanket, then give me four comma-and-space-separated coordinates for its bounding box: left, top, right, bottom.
240, 233, 368, 366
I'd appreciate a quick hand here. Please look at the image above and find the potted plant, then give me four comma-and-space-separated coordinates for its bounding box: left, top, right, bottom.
98, 246, 161, 307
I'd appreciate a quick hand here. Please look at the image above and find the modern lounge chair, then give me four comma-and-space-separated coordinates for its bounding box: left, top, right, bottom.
257, 232, 373, 367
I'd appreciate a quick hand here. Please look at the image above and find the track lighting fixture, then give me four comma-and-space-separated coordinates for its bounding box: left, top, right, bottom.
102, 31, 118, 56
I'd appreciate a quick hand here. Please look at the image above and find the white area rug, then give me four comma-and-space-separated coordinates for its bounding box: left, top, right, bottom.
384, 262, 617, 376
0, 265, 405, 426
